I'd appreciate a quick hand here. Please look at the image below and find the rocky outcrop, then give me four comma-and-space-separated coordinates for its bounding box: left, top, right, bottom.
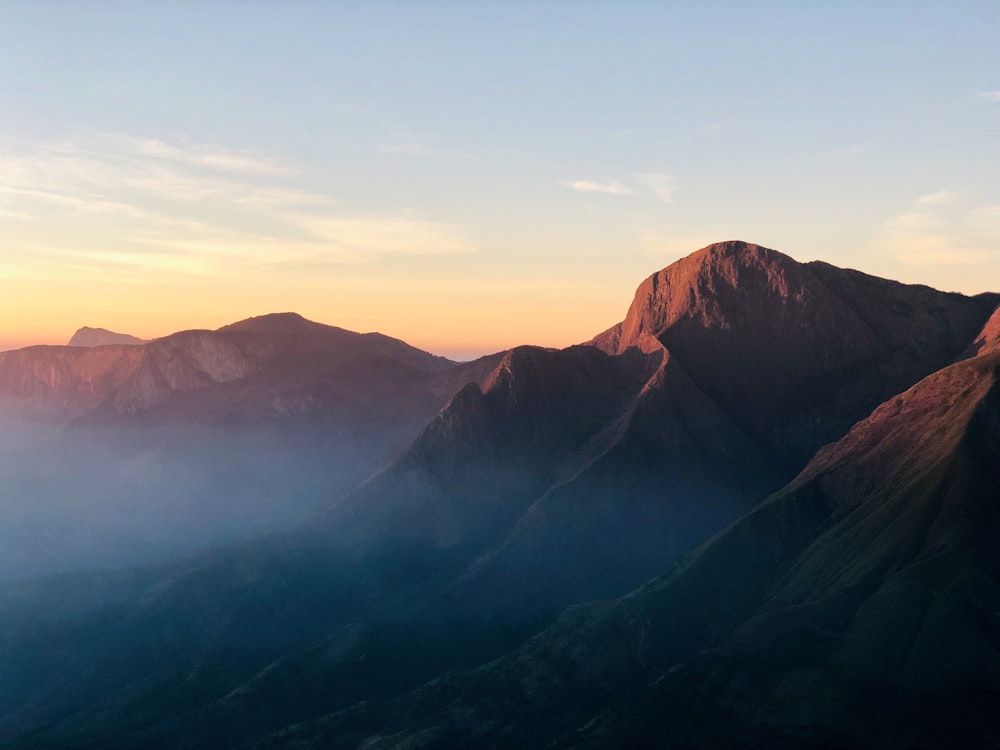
965, 303, 1000, 357
0, 344, 145, 417
67, 327, 146, 347
590, 240, 1000, 466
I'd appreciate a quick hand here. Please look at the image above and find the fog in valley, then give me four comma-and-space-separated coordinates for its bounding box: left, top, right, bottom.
0, 418, 361, 581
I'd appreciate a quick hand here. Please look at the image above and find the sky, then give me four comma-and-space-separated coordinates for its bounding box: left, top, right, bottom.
1, 1, 998, 359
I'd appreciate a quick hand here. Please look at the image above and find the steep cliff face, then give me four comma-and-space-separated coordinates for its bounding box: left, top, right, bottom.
966, 304, 1000, 356
107, 330, 273, 415
590, 240, 1000, 466
0, 345, 145, 417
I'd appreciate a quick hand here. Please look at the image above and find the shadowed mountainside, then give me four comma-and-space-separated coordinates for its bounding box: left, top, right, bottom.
964, 303, 1000, 357
278, 347, 1000, 750
592, 241, 999, 467
355, 241, 999, 625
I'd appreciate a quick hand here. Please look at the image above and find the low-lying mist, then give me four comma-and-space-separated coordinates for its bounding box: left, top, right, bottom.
0, 418, 370, 581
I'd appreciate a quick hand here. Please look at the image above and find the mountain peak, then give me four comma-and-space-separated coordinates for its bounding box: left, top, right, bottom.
588, 240, 999, 467
691, 238, 780, 261
218, 312, 314, 334
588, 240, 804, 354
67, 326, 146, 347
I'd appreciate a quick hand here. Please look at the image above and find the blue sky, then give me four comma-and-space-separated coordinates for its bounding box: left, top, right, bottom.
1, 1, 998, 357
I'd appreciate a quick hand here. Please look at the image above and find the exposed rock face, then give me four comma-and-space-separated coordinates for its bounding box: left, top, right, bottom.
966, 303, 1000, 356
0, 312, 496, 427
0, 344, 145, 417
590, 240, 1000, 466
67, 327, 146, 347
105, 330, 272, 416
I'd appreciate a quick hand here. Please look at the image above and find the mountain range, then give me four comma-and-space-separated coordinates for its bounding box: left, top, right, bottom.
0, 314, 502, 578
0, 241, 997, 749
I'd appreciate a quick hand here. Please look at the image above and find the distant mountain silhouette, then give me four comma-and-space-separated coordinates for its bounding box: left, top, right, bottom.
0, 243, 997, 749
1, 312, 498, 426
67, 326, 146, 347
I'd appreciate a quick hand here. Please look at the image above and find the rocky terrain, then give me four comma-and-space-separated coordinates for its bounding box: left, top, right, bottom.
0, 241, 997, 749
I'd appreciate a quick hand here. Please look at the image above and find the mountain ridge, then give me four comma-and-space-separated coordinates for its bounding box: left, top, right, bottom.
282, 350, 1000, 749
0, 240, 997, 748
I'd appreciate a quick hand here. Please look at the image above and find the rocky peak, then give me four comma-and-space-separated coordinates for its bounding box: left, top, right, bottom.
589, 240, 1000, 467
68, 327, 146, 347
590, 240, 824, 355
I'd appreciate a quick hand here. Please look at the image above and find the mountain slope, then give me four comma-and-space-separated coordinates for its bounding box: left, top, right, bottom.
591, 240, 999, 467
965, 303, 1000, 356
0, 313, 503, 578
0, 243, 997, 749
310, 349, 1000, 749
427, 241, 998, 622
67, 326, 146, 347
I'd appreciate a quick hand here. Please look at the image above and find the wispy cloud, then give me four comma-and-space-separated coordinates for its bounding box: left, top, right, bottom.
977, 90, 1000, 102
559, 179, 635, 196
130, 136, 291, 176
875, 192, 1000, 266
560, 172, 676, 202
0, 132, 476, 279
634, 173, 674, 203
915, 190, 958, 205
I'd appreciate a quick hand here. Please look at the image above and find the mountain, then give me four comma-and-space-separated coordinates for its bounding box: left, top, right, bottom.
965, 303, 1000, 356
591, 240, 1000, 467
329, 241, 999, 626
67, 326, 146, 347
0, 242, 997, 749
287, 347, 1000, 750
1, 312, 487, 426
0, 313, 503, 578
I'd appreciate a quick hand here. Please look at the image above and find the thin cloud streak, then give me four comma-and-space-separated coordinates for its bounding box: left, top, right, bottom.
634, 173, 674, 203
560, 180, 635, 196
875, 192, 1000, 266
0, 133, 477, 279
915, 191, 958, 206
